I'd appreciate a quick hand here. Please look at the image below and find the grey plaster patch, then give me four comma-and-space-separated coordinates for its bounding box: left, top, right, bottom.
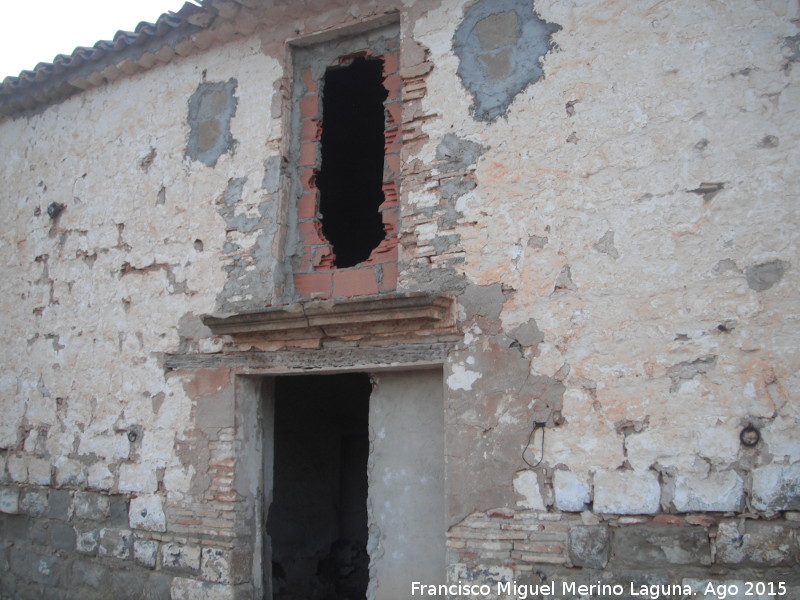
262, 155, 283, 195
528, 234, 548, 248
454, 0, 561, 121
508, 318, 544, 350
435, 134, 486, 173
522, 374, 565, 425
553, 265, 576, 292
593, 230, 619, 259
216, 177, 259, 233
186, 79, 238, 167
439, 176, 477, 201
745, 259, 789, 291
458, 283, 505, 334
215, 177, 279, 312
667, 355, 717, 392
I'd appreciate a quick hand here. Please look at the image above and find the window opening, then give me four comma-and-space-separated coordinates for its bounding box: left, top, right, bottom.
317, 56, 388, 268
267, 373, 371, 600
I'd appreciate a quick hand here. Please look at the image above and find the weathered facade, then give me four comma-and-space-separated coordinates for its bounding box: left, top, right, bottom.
0, 0, 798, 598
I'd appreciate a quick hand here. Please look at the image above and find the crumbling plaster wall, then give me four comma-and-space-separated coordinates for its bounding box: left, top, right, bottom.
0, 34, 286, 598
398, 0, 800, 589
0, 0, 798, 597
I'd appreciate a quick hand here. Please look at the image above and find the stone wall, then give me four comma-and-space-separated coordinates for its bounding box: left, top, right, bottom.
0, 0, 798, 598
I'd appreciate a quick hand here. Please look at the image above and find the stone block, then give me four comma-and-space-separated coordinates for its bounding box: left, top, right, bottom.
118, 463, 158, 494
716, 520, 795, 566
751, 464, 800, 511
30, 519, 49, 544
513, 470, 546, 510
51, 522, 76, 550
554, 470, 591, 512
129, 494, 166, 532
73, 491, 110, 521
87, 462, 114, 490
594, 470, 660, 515
71, 560, 106, 589
611, 523, 711, 566
110, 496, 130, 527
6, 455, 27, 483
170, 577, 234, 600
568, 525, 610, 568
162, 542, 201, 572
74, 527, 98, 555
146, 573, 173, 600
47, 489, 72, 521
20, 488, 48, 517
31, 554, 62, 586
201, 547, 231, 584
134, 539, 159, 569
673, 471, 744, 512
27, 458, 51, 486
0, 485, 20, 514
98, 528, 132, 560
54, 457, 86, 487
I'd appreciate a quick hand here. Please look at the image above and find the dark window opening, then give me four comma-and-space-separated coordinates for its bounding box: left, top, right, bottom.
317, 56, 388, 268
268, 373, 371, 600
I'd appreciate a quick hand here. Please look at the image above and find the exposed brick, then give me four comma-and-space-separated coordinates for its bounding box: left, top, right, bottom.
385, 101, 402, 127
333, 268, 379, 297
384, 151, 401, 180
297, 220, 327, 246
312, 246, 336, 269
299, 93, 318, 119
381, 52, 399, 76
379, 263, 398, 292
299, 141, 316, 167
384, 126, 401, 154
300, 118, 322, 142
383, 73, 401, 98
381, 180, 399, 206
294, 272, 332, 299
296, 192, 318, 219
300, 168, 317, 192
301, 69, 318, 93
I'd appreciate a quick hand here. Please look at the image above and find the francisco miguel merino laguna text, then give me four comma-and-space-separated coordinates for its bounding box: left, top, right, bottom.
411, 580, 698, 599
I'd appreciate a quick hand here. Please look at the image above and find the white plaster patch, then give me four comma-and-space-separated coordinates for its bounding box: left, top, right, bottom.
447, 363, 481, 391
129, 494, 167, 532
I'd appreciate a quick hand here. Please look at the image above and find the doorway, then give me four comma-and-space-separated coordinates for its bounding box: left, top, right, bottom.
255, 368, 445, 600
268, 373, 371, 600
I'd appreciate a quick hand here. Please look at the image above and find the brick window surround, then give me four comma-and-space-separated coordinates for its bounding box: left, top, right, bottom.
293, 48, 400, 300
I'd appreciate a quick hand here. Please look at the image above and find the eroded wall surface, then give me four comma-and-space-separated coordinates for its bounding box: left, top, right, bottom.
0, 0, 798, 598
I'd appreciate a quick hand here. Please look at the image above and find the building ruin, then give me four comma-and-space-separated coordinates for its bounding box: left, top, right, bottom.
0, 0, 798, 598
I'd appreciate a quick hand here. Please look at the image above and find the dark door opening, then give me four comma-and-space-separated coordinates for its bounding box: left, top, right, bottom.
316, 55, 388, 268
267, 373, 371, 600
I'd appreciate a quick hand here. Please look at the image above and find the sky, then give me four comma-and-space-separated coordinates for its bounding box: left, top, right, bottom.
0, 0, 197, 80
